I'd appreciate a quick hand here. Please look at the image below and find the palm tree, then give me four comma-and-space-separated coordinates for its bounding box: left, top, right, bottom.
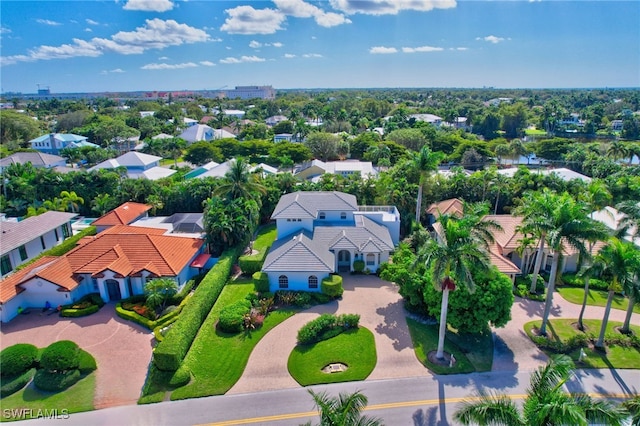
538, 192, 608, 336
454, 355, 627, 426
626, 142, 640, 166
622, 395, 640, 426
212, 158, 266, 202
515, 189, 558, 294
509, 138, 529, 165
306, 389, 383, 426
416, 209, 495, 359
620, 266, 639, 335
581, 238, 640, 348
91, 193, 114, 217
59, 190, 84, 213
576, 180, 613, 331
616, 199, 640, 241
412, 146, 445, 224
606, 141, 629, 163
366, 143, 391, 166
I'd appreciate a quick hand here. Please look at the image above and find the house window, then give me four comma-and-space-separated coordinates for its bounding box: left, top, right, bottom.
319, 212, 326, 220
340, 212, 347, 219
544, 255, 553, 272
62, 223, 71, 239
308, 275, 318, 289
19, 245, 28, 261
1, 255, 12, 276
92, 278, 99, 292
366, 253, 375, 266
287, 219, 291, 222
40, 236, 46, 250
54, 229, 59, 241
278, 275, 289, 289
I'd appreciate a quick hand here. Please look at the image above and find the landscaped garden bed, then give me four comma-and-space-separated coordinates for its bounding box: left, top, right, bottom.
60, 293, 104, 318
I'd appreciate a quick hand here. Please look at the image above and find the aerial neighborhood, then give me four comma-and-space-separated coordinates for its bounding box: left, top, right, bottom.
1, 85, 639, 424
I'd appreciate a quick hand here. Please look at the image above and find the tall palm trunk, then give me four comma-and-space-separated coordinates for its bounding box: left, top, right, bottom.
596, 289, 616, 348
577, 275, 590, 331
530, 236, 546, 294
539, 252, 560, 336
622, 295, 636, 334
415, 183, 423, 224
436, 288, 450, 359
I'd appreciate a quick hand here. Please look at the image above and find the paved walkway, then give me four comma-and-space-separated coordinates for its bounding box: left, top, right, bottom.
0, 305, 153, 409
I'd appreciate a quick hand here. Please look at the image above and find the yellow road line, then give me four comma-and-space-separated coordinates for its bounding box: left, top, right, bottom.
198, 393, 632, 426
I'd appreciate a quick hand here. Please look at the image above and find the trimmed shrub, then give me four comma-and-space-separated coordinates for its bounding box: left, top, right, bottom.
560, 273, 608, 291
0, 343, 39, 377
60, 304, 100, 318
0, 368, 35, 398
252, 271, 270, 293
321, 275, 343, 298
353, 259, 365, 273
293, 292, 312, 307
218, 300, 252, 333
77, 350, 97, 374
310, 292, 332, 305
238, 255, 265, 276
33, 369, 81, 392
40, 340, 80, 372
153, 246, 242, 371
169, 365, 191, 387
297, 313, 360, 345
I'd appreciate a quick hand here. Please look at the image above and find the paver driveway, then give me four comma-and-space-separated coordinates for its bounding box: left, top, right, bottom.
228, 274, 430, 394
0, 304, 153, 409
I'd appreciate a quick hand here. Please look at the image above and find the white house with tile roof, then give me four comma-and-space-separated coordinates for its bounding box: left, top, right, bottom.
263, 191, 399, 292
88, 151, 176, 181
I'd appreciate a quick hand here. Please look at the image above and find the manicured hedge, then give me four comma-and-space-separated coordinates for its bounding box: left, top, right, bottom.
218, 300, 252, 333
78, 349, 97, 374
40, 340, 80, 372
297, 313, 360, 345
116, 294, 189, 330
238, 224, 276, 275
252, 271, 270, 293
0, 343, 39, 377
0, 368, 35, 398
34, 369, 81, 392
321, 275, 343, 298
152, 246, 242, 371
353, 259, 365, 273
61, 304, 100, 318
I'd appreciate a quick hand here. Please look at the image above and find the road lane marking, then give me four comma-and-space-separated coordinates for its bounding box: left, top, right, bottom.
198, 392, 631, 426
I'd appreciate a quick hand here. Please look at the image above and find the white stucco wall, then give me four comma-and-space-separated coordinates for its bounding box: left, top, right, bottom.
316, 210, 354, 222
267, 271, 329, 293
19, 278, 72, 309
275, 218, 313, 239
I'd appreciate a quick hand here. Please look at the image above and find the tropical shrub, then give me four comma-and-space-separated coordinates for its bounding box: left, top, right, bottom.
321, 275, 343, 298
353, 259, 365, 273
60, 293, 104, 317
297, 313, 360, 345
40, 340, 80, 372
0, 343, 38, 377
77, 350, 97, 374
218, 300, 252, 333
60, 304, 100, 318
252, 271, 270, 293
0, 368, 35, 398
33, 369, 81, 392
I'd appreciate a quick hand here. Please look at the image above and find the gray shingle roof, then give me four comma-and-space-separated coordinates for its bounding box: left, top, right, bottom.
0, 152, 66, 168
263, 231, 334, 272
313, 216, 394, 253
0, 211, 78, 255
271, 191, 358, 220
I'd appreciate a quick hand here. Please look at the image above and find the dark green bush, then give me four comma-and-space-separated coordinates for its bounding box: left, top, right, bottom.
218, 300, 252, 333
321, 275, 343, 298
310, 292, 332, 304
160, 305, 178, 317
33, 369, 81, 392
0, 343, 39, 377
293, 292, 312, 307
153, 246, 241, 371
169, 365, 191, 387
297, 313, 360, 345
560, 273, 608, 291
77, 350, 97, 374
60, 304, 100, 318
252, 271, 270, 293
238, 255, 265, 276
353, 259, 365, 273
40, 341, 79, 372
0, 368, 35, 398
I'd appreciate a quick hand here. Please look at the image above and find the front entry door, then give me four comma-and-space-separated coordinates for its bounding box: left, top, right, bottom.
337, 250, 351, 272
106, 279, 122, 301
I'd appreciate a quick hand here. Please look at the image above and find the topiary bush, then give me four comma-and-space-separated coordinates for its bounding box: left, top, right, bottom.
60, 304, 100, 318
169, 365, 191, 387
252, 271, 270, 293
0, 368, 35, 398
297, 313, 360, 345
40, 341, 80, 372
77, 350, 97, 374
218, 300, 252, 333
33, 369, 81, 392
321, 275, 343, 298
353, 259, 365, 273
0, 343, 39, 377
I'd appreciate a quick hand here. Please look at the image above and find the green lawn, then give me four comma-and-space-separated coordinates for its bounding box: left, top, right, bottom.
169, 279, 296, 400
288, 327, 377, 386
524, 319, 640, 369
0, 374, 95, 422
252, 223, 277, 251
557, 287, 639, 314
406, 318, 493, 375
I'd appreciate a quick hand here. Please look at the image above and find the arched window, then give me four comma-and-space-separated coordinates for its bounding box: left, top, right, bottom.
308, 275, 318, 289
340, 212, 347, 219
278, 275, 289, 289
366, 253, 375, 266
319, 212, 326, 220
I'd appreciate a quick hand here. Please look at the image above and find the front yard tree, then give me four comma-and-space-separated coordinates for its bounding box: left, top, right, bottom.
184, 142, 223, 166
304, 132, 339, 161
145, 278, 178, 315
411, 146, 444, 224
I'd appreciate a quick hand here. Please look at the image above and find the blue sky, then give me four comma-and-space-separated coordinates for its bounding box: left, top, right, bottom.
1, 0, 638, 93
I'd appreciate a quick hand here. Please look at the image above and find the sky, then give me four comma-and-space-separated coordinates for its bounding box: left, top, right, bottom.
1, 0, 639, 94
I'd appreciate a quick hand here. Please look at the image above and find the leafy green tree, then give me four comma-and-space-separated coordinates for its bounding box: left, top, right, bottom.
305, 132, 339, 161
59, 190, 84, 213
144, 278, 178, 316
454, 355, 627, 426
212, 158, 266, 202
494, 143, 512, 165
91, 193, 115, 216
305, 389, 383, 426
0, 110, 43, 148
184, 142, 223, 166
622, 395, 640, 426
386, 128, 427, 151
269, 141, 313, 164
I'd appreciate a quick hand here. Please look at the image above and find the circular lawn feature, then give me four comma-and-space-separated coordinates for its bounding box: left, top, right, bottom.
287, 327, 376, 386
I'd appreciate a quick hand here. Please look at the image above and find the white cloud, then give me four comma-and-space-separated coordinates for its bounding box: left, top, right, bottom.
249, 40, 262, 48
454, 47, 468, 51
271, 42, 283, 47
284, 53, 296, 58
250, 40, 283, 49
158, 56, 169, 60
123, 0, 174, 12
86, 19, 99, 25
369, 46, 397, 54
36, 19, 62, 26
200, 60, 215, 66
330, 0, 456, 15
100, 68, 125, 75
302, 53, 322, 58
220, 55, 266, 64
84, 28, 92, 32
477, 35, 506, 44
1, 19, 209, 65
0, 27, 11, 34
220, 6, 285, 35
402, 45, 443, 53
141, 62, 198, 70
274, 0, 351, 27
111, 68, 124, 73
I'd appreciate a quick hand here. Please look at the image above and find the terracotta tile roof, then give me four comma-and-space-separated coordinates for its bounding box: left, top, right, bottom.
0, 226, 203, 303
426, 198, 464, 217
92, 202, 151, 226
483, 215, 525, 252
487, 244, 521, 274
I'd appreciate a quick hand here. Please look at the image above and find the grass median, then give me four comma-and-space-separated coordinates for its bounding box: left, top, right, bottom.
556, 287, 639, 314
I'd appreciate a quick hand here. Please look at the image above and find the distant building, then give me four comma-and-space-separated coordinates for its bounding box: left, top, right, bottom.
88, 152, 176, 181
295, 160, 377, 181
29, 133, 91, 155
0, 152, 66, 172
222, 86, 275, 100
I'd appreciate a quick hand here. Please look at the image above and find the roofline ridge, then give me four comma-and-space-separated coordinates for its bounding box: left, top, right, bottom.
146, 234, 179, 274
